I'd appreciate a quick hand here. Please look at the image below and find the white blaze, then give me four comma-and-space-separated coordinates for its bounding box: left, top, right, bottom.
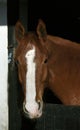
25, 46, 38, 115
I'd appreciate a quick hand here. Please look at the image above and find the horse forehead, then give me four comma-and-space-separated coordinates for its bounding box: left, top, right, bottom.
25, 45, 36, 58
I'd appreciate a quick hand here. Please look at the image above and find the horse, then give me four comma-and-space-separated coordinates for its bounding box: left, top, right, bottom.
15, 19, 80, 119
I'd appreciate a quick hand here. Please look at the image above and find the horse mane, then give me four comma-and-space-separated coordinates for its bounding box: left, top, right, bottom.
47, 35, 80, 49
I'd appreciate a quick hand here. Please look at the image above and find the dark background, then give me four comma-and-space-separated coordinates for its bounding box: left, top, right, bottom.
7, 0, 80, 42
28, 0, 80, 42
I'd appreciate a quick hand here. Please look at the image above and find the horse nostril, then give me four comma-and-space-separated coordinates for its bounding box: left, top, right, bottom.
23, 104, 29, 114
38, 101, 41, 110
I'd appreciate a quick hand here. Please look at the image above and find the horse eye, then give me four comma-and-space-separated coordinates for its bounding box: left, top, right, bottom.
44, 58, 48, 63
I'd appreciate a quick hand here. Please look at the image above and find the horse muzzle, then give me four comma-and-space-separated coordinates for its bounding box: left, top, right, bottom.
23, 100, 43, 119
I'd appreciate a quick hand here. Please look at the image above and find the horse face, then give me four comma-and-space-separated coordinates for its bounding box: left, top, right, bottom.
15, 20, 48, 119
15, 37, 48, 119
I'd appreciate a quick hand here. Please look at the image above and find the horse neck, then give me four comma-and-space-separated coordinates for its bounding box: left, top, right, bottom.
46, 35, 80, 104
46, 34, 80, 58
47, 35, 80, 49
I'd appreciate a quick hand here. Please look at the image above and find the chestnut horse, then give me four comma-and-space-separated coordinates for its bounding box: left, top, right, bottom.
15, 19, 80, 119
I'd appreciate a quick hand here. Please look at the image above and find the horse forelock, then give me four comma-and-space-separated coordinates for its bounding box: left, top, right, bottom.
15, 32, 48, 61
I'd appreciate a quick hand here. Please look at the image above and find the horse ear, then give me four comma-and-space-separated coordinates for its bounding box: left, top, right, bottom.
36, 19, 47, 41
15, 21, 25, 43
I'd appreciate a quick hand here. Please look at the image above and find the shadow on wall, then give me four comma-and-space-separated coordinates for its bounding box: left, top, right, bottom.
43, 88, 62, 104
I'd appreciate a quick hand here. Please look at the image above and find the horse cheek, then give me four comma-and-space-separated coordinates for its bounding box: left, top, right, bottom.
42, 66, 47, 82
